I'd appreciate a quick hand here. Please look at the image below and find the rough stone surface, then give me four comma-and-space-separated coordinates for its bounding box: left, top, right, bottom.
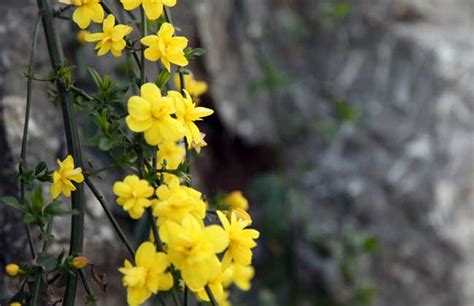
189, 0, 474, 305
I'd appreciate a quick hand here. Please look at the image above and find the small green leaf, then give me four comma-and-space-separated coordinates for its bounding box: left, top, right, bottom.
28, 185, 45, 214
184, 47, 206, 59
99, 137, 114, 151
34, 161, 48, 175
88, 67, 103, 88
0, 196, 27, 213
155, 70, 171, 88
36, 252, 58, 272
86, 135, 102, 146
23, 213, 36, 224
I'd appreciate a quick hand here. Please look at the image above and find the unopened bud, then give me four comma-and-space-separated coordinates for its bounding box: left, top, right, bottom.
71, 256, 89, 269
5, 264, 20, 276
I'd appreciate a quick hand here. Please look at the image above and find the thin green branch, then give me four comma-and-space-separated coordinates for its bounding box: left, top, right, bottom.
147, 208, 162, 251
178, 69, 186, 95
30, 270, 42, 306
36, 0, 86, 304
205, 285, 218, 306
140, 8, 147, 84
20, 14, 43, 260
183, 286, 188, 306
79, 269, 97, 305
84, 176, 136, 257
70, 85, 94, 101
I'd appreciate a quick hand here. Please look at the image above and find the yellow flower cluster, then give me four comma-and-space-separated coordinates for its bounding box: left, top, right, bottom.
114, 171, 259, 305
125, 83, 213, 149
54, 0, 258, 304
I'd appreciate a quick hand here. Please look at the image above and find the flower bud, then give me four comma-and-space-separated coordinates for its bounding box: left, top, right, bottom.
71, 256, 89, 269
5, 264, 20, 276
224, 191, 249, 211
77, 30, 91, 44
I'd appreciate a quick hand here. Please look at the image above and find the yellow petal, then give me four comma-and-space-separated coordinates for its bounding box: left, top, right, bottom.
89, 3, 105, 23
135, 242, 156, 268
72, 6, 91, 29
126, 116, 153, 132
204, 225, 229, 253
140, 83, 162, 104
85, 32, 105, 42
103, 15, 115, 32
121, 0, 142, 10
142, 0, 163, 20
158, 23, 174, 41
162, 0, 176, 6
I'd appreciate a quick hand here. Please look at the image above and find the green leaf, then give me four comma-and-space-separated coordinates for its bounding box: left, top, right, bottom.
0, 196, 27, 213
28, 185, 45, 214
99, 137, 114, 151
86, 135, 102, 146
23, 213, 36, 224
36, 252, 58, 272
34, 161, 48, 175
88, 67, 103, 89
184, 47, 206, 59
155, 70, 171, 88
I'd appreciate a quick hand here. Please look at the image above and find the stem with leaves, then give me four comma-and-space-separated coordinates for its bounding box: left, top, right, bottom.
36, 0, 85, 304
20, 13, 42, 260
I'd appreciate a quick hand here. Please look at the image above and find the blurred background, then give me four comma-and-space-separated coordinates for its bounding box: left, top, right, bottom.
1, 0, 473, 305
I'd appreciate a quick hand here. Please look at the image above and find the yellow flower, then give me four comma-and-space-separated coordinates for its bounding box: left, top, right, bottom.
223, 191, 249, 211
126, 83, 185, 145
228, 263, 254, 291
195, 269, 227, 303
141, 23, 188, 72
173, 73, 208, 100
85, 15, 133, 57
192, 132, 207, 153
157, 141, 185, 170
5, 264, 20, 276
58, 0, 104, 29
168, 90, 213, 148
113, 175, 154, 219
71, 256, 89, 269
120, 0, 176, 20
77, 30, 91, 44
153, 175, 206, 224
159, 215, 229, 291
228, 208, 252, 223
119, 242, 173, 306
10, 302, 22, 306
217, 211, 259, 268
51, 155, 84, 199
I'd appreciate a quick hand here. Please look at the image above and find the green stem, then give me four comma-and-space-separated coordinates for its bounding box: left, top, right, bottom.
36, 0, 85, 304
140, 8, 147, 84
146, 208, 161, 251
41, 218, 53, 252
20, 13, 42, 260
84, 176, 136, 257
163, 7, 172, 23
79, 269, 97, 305
85, 163, 119, 177
70, 85, 94, 101
30, 270, 42, 306
183, 286, 188, 306
178, 69, 186, 95
171, 290, 181, 306
205, 285, 218, 306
